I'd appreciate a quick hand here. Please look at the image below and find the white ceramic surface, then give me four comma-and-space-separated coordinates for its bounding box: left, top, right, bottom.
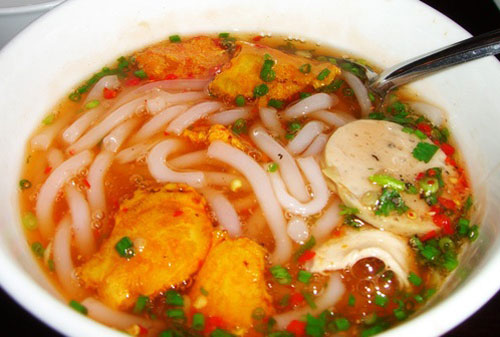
0, 0, 499, 336
0, 0, 64, 48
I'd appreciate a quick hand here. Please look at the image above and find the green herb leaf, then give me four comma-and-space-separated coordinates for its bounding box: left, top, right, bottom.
412, 142, 439, 163
232, 118, 247, 135
115, 236, 135, 258
169, 35, 181, 43
269, 265, 292, 285
317, 68, 331, 81
165, 290, 184, 306
69, 300, 88, 315
235, 94, 246, 107
369, 174, 406, 191
408, 272, 422, 286
253, 84, 269, 97
133, 295, 149, 314
374, 188, 409, 216
297, 270, 313, 284
268, 99, 284, 109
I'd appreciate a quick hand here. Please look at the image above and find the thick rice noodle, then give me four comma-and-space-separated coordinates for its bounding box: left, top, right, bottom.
259, 107, 285, 138
147, 139, 205, 188
312, 198, 342, 242
301, 133, 329, 157
201, 188, 242, 237
309, 109, 356, 128
166, 101, 223, 135
286, 121, 325, 155
169, 150, 210, 169
36, 150, 93, 238
87, 151, 114, 215
62, 105, 105, 144
250, 125, 310, 203
130, 105, 188, 144
31, 113, 74, 151
268, 157, 329, 216
68, 96, 147, 154
102, 118, 141, 152
283, 93, 338, 120
53, 216, 83, 298
47, 148, 64, 169
115, 138, 163, 164
207, 140, 292, 264
273, 273, 345, 328
208, 108, 252, 125
65, 184, 95, 258
287, 216, 310, 243
146, 91, 207, 114
84, 75, 120, 103
342, 70, 371, 117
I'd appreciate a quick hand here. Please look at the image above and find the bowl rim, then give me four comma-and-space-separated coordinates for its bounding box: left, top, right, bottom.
1, 0, 500, 336
0, 0, 64, 15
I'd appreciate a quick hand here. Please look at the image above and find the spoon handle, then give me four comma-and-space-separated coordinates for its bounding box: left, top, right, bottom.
370, 28, 500, 95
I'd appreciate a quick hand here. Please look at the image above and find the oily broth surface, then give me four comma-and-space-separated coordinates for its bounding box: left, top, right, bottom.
18, 34, 469, 336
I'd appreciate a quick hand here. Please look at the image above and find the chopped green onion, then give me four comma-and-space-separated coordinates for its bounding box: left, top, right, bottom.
69, 300, 88, 315
165, 290, 184, 306
169, 35, 181, 43
299, 63, 311, 74
192, 312, 205, 330
408, 272, 422, 286
299, 92, 312, 99
374, 188, 409, 216
85, 99, 100, 110
414, 294, 424, 303
293, 236, 316, 261
368, 112, 385, 120
348, 294, 356, 307
464, 195, 473, 212
22, 212, 38, 230
420, 245, 440, 261
267, 162, 279, 173
368, 92, 375, 102
468, 225, 479, 242
393, 308, 407, 320
339, 204, 359, 216
279, 294, 290, 307
231, 118, 247, 135
457, 218, 470, 236
285, 133, 295, 140
369, 174, 406, 191
42, 114, 55, 125
200, 287, 209, 296
424, 288, 436, 299
134, 69, 148, 79
327, 57, 337, 64
268, 99, 284, 109
438, 237, 455, 252
252, 307, 266, 320
210, 328, 236, 337
48, 259, 55, 271
297, 270, 313, 284
253, 84, 269, 97
267, 333, 294, 337
133, 295, 149, 314
260, 59, 276, 82
316, 68, 331, 81
288, 121, 302, 132
31, 242, 44, 257
334, 317, 350, 331
115, 236, 135, 258
302, 291, 317, 309
235, 94, 246, 107
218, 32, 230, 38
409, 236, 424, 251
166, 308, 185, 319
374, 294, 388, 307
19, 179, 32, 190
412, 142, 439, 163
419, 177, 439, 195
269, 265, 292, 285
361, 325, 386, 337
305, 313, 326, 337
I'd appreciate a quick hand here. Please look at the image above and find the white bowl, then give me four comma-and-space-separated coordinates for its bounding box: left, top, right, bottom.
0, 0, 64, 48
0, 0, 499, 336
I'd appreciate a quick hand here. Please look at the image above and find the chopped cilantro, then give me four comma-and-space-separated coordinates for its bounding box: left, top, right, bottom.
374, 188, 409, 216
412, 142, 439, 163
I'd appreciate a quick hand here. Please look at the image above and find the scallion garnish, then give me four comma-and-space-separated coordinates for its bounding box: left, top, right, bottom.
299, 92, 312, 99
133, 295, 149, 314
166, 308, 185, 319
31, 242, 44, 257
316, 68, 331, 81
115, 236, 135, 258
19, 179, 32, 190
251, 307, 266, 321
348, 294, 356, 307
260, 59, 276, 82
297, 270, 313, 284
408, 272, 422, 286
412, 142, 439, 163
169, 35, 181, 43
253, 84, 269, 97
42, 114, 55, 125
134, 69, 148, 79
299, 63, 311, 73
232, 118, 247, 135
267, 162, 279, 173
268, 99, 284, 109
210, 328, 236, 337
192, 312, 205, 330
69, 300, 88, 315
374, 294, 388, 307
235, 94, 246, 107
165, 290, 184, 306
85, 99, 100, 110
22, 212, 38, 230
334, 317, 350, 331
218, 32, 230, 38
368, 174, 406, 191
269, 265, 292, 285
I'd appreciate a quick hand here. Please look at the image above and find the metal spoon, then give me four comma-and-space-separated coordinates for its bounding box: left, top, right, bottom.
358, 28, 500, 99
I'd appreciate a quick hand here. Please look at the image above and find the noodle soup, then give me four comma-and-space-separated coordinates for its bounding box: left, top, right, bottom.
18, 34, 476, 337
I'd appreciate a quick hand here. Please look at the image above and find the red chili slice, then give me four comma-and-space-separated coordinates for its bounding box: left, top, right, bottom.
287, 320, 306, 337
298, 250, 316, 264
417, 123, 432, 136
103, 87, 118, 99
290, 292, 305, 306
165, 73, 178, 80
125, 77, 141, 86
421, 230, 437, 241
438, 197, 456, 211
433, 213, 454, 235
440, 143, 455, 156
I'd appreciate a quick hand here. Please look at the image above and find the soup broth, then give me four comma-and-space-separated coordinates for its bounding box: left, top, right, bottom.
19, 33, 476, 337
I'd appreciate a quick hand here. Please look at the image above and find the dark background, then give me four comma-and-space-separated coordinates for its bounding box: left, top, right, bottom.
1, 0, 499, 336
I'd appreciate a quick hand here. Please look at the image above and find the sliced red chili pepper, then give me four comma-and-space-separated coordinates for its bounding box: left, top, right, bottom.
421, 230, 437, 241
286, 320, 306, 337
416, 172, 425, 181
165, 73, 178, 80
438, 197, 456, 211
430, 205, 442, 214
173, 210, 183, 217
103, 87, 118, 99
417, 123, 432, 136
433, 213, 454, 235
204, 316, 225, 334
427, 169, 436, 177
252, 35, 263, 42
290, 292, 305, 306
125, 77, 141, 86
298, 250, 316, 264
138, 325, 148, 336
440, 143, 455, 156
445, 156, 457, 167
44, 166, 52, 174
83, 178, 91, 189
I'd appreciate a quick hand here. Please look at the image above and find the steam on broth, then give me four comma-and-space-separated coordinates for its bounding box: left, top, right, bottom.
19, 33, 478, 337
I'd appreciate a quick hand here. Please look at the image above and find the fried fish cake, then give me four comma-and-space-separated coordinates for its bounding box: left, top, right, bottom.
189, 232, 273, 331
78, 183, 213, 309
134, 36, 229, 80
